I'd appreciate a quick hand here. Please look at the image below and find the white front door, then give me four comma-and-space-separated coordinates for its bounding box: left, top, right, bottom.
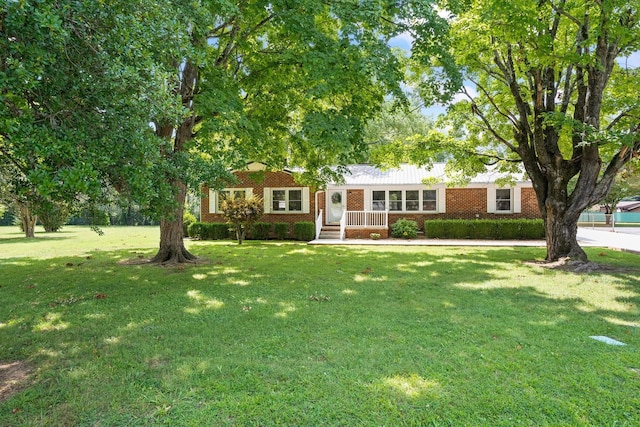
326, 190, 346, 224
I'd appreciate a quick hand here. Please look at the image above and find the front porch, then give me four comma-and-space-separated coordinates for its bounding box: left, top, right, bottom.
315, 209, 389, 240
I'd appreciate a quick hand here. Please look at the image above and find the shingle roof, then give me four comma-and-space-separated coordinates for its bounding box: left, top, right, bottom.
336, 163, 529, 186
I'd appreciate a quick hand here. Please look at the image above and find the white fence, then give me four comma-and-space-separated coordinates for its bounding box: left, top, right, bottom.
344, 210, 388, 228
578, 212, 640, 228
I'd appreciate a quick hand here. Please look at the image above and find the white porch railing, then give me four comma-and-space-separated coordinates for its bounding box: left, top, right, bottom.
344, 210, 388, 228
315, 209, 323, 240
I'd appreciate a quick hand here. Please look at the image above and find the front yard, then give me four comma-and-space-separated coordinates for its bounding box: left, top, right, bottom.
1, 226, 639, 425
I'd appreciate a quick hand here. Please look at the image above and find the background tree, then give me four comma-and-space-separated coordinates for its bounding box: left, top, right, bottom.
221, 195, 263, 245
600, 160, 640, 214
439, 0, 640, 261
364, 99, 449, 165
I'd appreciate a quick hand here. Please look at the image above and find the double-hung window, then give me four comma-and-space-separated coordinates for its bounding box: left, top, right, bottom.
496, 189, 512, 212
422, 190, 437, 211
406, 190, 420, 211
389, 191, 403, 211
265, 188, 308, 213
370, 189, 439, 212
372, 191, 386, 211
272, 189, 302, 212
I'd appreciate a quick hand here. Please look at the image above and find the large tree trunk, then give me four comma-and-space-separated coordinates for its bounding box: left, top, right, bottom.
17, 202, 36, 238
150, 59, 199, 264
543, 199, 587, 262
150, 178, 197, 264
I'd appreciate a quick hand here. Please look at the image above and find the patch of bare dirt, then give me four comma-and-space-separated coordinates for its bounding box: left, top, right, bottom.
525, 257, 640, 273
0, 361, 32, 403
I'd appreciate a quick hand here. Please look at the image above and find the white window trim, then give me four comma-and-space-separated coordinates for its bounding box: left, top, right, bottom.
263, 187, 310, 214
366, 186, 445, 213
209, 188, 253, 213
487, 187, 521, 214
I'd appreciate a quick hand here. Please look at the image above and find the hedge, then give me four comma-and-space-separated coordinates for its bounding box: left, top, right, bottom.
251, 222, 272, 240
188, 222, 230, 240
293, 221, 315, 241
274, 222, 290, 240
424, 219, 544, 240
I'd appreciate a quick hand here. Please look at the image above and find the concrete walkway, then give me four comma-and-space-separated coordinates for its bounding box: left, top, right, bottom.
309, 227, 640, 254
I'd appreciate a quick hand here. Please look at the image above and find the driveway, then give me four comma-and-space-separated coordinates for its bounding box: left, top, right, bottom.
577, 227, 640, 253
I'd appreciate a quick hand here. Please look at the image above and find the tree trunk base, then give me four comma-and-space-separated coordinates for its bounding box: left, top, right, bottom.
149, 245, 198, 265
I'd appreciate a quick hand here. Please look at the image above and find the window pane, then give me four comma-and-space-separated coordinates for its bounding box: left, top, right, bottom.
372, 191, 386, 211
496, 189, 511, 211
288, 190, 302, 211
389, 190, 402, 211
234, 190, 246, 200
406, 190, 419, 211
273, 190, 286, 211
423, 190, 437, 211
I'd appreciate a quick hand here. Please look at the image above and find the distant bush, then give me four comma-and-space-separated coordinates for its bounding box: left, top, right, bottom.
274, 222, 289, 240
391, 218, 419, 238
251, 222, 272, 240
187, 222, 203, 239
183, 211, 197, 237
293, 222, 315, 241
424, 219, 544, 240
36, 201, 71, 232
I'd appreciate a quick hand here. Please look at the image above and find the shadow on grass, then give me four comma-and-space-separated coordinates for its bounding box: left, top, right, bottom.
1, 242, 639, 424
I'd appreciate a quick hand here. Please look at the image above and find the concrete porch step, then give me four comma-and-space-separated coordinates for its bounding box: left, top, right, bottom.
318, 225, 341, 239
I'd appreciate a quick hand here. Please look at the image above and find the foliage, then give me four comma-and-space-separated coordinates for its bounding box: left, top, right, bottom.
422, 0, 640, 261
1, 228, 639, 425
365, 100, 448, 166
221, 196, 264, 244
1, 0, 179, 239
188, 222, 230, 240
273, 222, 290, 240
183, 211, 197, 238
600, 160, 640, 213
293, 222, 315, 241
391, 218, 419, 238
35, 200, 71, 232
250, 222, 272, 240
424, 219, 545, 240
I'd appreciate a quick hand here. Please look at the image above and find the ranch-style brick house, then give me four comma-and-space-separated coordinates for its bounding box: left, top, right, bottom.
200, 162, 540, 239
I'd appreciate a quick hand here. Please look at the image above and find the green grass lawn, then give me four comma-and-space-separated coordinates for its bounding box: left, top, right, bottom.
1, 226, 639, 426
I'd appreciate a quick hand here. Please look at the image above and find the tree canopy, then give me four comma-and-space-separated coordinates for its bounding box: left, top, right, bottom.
146, 0, 461, 263
1, 0, 182, 236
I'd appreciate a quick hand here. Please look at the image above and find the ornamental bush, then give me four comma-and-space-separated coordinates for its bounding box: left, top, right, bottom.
391, 218, 419, 238
183, 211, 197, 237
293, 222, 315, 241
221, 196, 264, 244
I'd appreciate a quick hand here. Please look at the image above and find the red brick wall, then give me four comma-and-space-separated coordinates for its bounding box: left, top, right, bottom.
386, 187, 541, 230
201, 170, 315, 228
346, 228, 389, 239
346, 190, 364, 211
521, 187, 540, 217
